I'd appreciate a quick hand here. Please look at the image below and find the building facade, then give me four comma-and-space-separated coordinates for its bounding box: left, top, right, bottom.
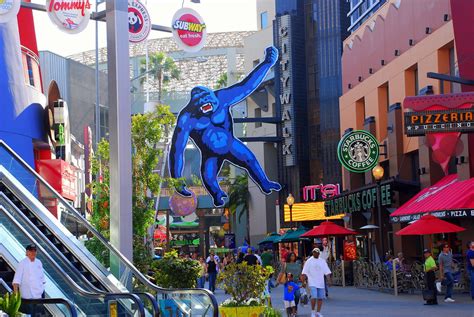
338, 0, 474, 260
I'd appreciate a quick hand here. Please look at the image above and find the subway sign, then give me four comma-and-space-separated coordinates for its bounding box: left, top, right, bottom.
405, 108, 474, 136
325, 184, 392, 216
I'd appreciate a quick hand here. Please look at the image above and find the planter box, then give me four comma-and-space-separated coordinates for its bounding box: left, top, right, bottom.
219, 305, 266, 317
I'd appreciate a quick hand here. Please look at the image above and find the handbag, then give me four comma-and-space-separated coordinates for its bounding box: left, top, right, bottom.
422, 289, 435, 301
300, 287, 309, 305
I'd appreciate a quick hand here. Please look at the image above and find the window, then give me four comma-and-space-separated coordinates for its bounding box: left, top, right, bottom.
255, 108, 262, 128
260, 11, 268, 29
99, 105, 109, 140
26, 55, 35, 86
414, 67, 419, 95
449, 47, 460, 93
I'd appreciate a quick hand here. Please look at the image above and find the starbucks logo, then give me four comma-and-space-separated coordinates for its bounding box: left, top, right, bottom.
337, 130, 379, 173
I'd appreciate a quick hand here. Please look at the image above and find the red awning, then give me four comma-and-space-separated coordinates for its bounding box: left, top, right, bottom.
390, 174, 474, 222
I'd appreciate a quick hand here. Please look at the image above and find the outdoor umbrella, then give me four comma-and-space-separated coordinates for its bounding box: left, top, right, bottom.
153, 228, 167, 240
395, 214, 466, 235
301, 221, 359, 237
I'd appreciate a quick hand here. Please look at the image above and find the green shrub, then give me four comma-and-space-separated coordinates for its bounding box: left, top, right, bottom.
0, 292, 21, 316
151, 250, 201, 288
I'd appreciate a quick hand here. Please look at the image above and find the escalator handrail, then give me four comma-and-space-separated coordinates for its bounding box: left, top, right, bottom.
22, 297, 78, 317
133, 292, 160, 317
0, 140, 219, 316
0, 205, 146, 317
0, 192, 159, 317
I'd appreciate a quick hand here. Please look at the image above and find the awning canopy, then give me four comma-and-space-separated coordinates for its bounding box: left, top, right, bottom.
390, 174, 474, 222
258, 232, 281, 245
276, 227, 308, 243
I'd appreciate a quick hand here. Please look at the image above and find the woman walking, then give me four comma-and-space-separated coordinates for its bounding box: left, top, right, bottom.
282, 252, 303, 313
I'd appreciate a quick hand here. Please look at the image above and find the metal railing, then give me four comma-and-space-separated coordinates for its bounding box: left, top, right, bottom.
22, 298, 78, 317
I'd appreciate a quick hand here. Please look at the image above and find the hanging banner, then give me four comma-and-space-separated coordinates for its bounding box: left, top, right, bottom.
171, 7, 207, 52
46, 0, 91, 34
337, 130, 379, 173
0, 0, 20, 24
128, 0, 151, 43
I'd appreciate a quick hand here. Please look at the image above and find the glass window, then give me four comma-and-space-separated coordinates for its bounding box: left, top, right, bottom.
260, 11, 268, 29
26, 55, 35, 86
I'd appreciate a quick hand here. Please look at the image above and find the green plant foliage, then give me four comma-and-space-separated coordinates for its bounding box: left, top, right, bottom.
0, 292, 21, 316
217, 262, 271, 306
228, 174, 249, 222
263, 306, 283, 317
140, 52, 180, 102
87, 104, 176, 272
151, 250, 201, 288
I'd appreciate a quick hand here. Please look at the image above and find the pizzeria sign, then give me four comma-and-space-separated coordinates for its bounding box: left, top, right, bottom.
405, 108, 474, 136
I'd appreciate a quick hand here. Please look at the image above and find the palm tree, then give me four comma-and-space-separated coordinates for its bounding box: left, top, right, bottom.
228, 174, 250, 242
140, 52, 180, 102
214, 72, 228, 89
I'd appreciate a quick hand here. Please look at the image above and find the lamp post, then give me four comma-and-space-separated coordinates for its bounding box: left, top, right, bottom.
372, 165, 385, 260
286, 193, 295, 229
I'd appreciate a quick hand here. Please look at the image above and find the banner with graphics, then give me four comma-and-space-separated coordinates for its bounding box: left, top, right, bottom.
0, 0, 20, 23
128, 0, 151, 43
46, 0, 91, 34
172, 7, 206, 52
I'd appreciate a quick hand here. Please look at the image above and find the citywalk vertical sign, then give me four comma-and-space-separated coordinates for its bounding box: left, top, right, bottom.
277, 15, 295, 166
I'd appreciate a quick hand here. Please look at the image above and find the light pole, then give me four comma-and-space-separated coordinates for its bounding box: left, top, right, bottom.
286, 193, 295, 229
372, 165, 385, 261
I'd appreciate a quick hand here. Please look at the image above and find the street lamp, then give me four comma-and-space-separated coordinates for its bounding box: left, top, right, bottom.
286, 193, 295, 229
372, 165, 385, 261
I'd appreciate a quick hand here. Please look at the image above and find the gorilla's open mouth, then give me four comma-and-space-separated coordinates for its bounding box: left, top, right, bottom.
200, 102, 213, 113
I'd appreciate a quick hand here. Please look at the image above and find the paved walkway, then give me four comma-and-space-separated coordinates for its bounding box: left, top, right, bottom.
213, 285, 474, 317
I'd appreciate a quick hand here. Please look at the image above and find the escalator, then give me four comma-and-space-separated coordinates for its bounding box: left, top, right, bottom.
0, 140, 218, 316
0, 204, 145, 316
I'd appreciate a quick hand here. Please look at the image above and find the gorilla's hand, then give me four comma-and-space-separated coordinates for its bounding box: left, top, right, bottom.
264, 46, 279, 65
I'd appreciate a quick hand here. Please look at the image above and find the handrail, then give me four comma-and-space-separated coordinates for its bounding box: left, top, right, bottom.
0, 140, 219, 316
134, 292, 160, 317
0, 205, 146, 317
22, 297, 78, 317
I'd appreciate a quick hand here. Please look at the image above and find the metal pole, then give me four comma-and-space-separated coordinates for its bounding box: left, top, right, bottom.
106, 0, 133, 276
289, 205, 293, 229
166, 209, 170, 251
95, 0, 101, 146
393, 259, 398, 296
376, 181, 384, 261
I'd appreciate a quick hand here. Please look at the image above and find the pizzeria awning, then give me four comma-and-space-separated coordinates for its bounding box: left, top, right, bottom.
390, 174, 474, 222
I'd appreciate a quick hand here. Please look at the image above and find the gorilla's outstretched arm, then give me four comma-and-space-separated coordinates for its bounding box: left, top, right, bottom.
169, 113, 192, 196
215, 46, 279, 108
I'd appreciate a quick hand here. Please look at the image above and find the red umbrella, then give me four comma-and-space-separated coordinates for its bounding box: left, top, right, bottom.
395, 214, 466, 235
301, 221, 359, 237
154, 228, 167, 240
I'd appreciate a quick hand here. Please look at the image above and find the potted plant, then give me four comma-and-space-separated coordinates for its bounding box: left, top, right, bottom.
0, 292, 22, 317
217, 262, 276, 317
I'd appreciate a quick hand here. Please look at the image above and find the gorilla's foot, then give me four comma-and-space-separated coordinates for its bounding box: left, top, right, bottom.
261, 181, 282, 194
212, 192, 227, 207
177, 185, 193, 197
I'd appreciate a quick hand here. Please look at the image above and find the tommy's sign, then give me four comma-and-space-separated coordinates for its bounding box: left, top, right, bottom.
325, 183, 392, 216
278, 15, 295, 166
405, 108, 474, 136
46, 0, 91, 34
337, 130, 379, 173
302, 184, 340, 201
172, 8, 207, 52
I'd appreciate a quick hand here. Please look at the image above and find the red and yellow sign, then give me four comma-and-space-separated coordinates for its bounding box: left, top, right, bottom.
284, 202, 343, 222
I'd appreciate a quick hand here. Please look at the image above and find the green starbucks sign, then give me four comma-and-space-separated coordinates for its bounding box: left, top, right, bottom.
337, 130, 379, 173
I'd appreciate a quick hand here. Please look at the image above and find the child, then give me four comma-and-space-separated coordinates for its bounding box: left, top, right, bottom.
283, 273, 300, 317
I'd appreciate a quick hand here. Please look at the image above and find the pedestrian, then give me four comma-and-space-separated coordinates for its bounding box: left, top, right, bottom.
423, 248, 438, 305
13, 244, 46, 316
236, 251, 245, 264
255, 250, 263, 266
394, 252, 405, 270
438, 243, 455, 303
281, 246, 290, 263
301, 248, 332, 317
206, 250, 219, 292
243, 248, 259, 265
467, 241, 474, 301
261, 247, 274, 268
283, 273, 299, 317
197, 256, 207, 288
281, 252, 302, 313
319, 237, 330, 297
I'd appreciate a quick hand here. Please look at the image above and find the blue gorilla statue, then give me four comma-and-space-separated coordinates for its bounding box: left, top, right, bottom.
169, 46, 282, 207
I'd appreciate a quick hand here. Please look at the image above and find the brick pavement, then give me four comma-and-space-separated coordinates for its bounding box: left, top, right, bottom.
212, 285, 474, 317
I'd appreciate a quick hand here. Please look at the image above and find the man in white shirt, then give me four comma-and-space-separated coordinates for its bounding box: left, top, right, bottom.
13, 244, 46, 315
301, 248, 331, 317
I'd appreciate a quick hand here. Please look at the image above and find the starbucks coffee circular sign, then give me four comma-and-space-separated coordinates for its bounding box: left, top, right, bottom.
0, 0, 20, 24
337, 130, 379, 173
